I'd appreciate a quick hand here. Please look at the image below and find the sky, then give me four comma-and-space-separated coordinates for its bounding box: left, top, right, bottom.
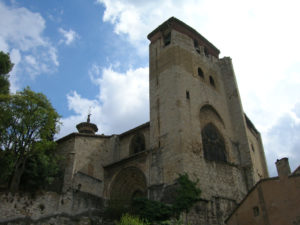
0, 0, 300, 176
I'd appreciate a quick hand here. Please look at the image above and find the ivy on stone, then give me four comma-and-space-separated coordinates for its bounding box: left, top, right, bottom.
131, 173, 201, 223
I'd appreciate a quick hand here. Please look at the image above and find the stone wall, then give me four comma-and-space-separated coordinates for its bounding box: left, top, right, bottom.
245, 118, 269, 182
73, 172, 103, 197
57, 134, 113, 196
0, 190, 104, 224
186, 198, 237, 225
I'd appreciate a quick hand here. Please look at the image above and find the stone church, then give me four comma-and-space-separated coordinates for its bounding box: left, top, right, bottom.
56, 17, 269, 224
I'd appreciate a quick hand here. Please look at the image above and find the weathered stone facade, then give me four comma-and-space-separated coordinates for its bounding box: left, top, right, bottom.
0, 17, 269, 225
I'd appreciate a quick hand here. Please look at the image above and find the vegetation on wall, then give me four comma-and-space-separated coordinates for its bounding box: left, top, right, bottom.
172, 173, 201, 218
131, 197, 173, 223
106, 173, 201, 224
132, 173, 201, 223
116, 214, 149, 225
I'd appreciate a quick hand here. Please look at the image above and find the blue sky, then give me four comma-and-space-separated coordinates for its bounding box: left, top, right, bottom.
1, 0, 300, 176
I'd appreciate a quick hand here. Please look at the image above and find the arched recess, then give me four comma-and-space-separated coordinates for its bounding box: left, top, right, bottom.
201, 123, 227, 162
200, 104, 225, 128
200, 105, 228, 162
130, 133, 146, 155
109, 167, 147, 203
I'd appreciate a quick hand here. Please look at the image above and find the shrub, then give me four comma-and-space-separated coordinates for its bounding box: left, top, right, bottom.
131, 173, 201, 223
131, 197, 173, 223
172, 173, 201, 218
116, 213, 149, 225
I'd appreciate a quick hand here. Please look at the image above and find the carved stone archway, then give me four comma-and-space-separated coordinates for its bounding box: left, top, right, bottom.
109, 167, 147, 204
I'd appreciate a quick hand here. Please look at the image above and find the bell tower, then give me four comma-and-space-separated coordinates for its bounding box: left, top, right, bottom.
147, 17, 268, 206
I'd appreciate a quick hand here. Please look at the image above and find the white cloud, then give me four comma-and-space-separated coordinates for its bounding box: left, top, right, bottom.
96, 0, 300, 173
0, 1, 59, 90
58, 28, 79, 45
264, 102, 300, 176
58, 65, 149, 138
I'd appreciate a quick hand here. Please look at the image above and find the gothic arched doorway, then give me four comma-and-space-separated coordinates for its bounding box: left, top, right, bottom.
109, 167, 147, 205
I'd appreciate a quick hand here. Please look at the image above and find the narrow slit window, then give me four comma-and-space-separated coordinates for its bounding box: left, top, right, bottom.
163, 33, 171, 46
194, 40, 200, 54
204, 46, 209, 57
194, 39, 199, 48
209, 76, 215, 87
198, 68, 204, 78
186, 91, 190, 99
253, 206, 259, 217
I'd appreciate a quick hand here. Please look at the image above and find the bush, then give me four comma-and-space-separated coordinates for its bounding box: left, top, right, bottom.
131, 173, 201, 223
172, 173, 201, 218
131, 197, 173, 223
116, 213, 149, 225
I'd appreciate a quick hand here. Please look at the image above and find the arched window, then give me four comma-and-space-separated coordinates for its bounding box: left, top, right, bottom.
198, 67, 204, 78
209, 76, 215, 87
202, 123, 226, 162
130, 133, 145, 154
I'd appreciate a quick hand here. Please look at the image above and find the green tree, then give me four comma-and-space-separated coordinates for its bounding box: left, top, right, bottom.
0, 51, 14, 94
0, 87, 60, 192
20, 141, 63, 191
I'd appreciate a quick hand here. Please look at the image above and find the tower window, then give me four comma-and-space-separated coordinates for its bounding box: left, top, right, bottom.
186, 91, 190, 99
194, 40, 200, 54
253, 206, 259, 216
204, 46, 209, 56
202, 123, 226, 162
198, 68, 204, 78
163, 33, 171, 46
194, 39, 198, 47
209, 76, 215, 87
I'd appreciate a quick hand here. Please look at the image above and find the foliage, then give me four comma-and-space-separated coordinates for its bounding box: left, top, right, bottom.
0, 51, 13, 94
20, 141, 63, 191
172, 173, 201, 218
131, 173, 201, 224
0, 87, 60, 191
116, 214, 149, 225
0, 51, 13, 75
131, 197, 173, 223
0, 151, 15, 187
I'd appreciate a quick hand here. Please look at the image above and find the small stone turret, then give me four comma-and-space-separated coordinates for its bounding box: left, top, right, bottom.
76, 113, 98, 134
276, 157, 291, 178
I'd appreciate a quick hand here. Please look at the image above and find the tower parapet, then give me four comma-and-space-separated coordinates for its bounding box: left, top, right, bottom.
147, 17, 220, 58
